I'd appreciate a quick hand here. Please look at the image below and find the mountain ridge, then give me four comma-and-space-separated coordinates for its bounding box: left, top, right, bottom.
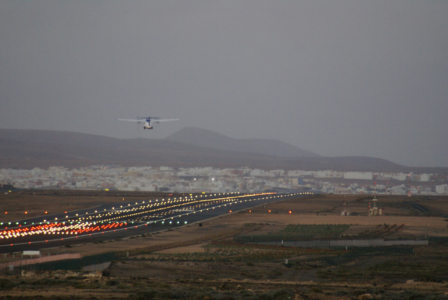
0, 128, 445, 173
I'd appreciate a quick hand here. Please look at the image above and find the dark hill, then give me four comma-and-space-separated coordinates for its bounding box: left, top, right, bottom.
0, 128, 444, 173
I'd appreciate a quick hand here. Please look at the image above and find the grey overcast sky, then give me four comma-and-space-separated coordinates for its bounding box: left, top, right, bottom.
1, 1, 447, 167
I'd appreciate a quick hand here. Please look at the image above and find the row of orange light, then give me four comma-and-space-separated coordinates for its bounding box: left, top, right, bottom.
0, 222, 124, 240
4, 211, 53, 215
263, 210, 293, 214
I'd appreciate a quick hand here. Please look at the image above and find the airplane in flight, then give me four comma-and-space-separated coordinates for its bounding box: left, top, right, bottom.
118, 117, 179, 129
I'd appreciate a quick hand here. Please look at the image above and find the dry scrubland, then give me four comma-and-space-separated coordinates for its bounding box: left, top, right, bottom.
1, 192, 448, 299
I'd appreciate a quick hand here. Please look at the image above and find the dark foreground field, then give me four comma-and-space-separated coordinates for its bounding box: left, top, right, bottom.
1, 192, 448, 299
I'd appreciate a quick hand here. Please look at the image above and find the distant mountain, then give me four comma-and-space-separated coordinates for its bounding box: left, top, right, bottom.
0, 128, 445, 173
0, 129, 286, 169
166, 127, 318, 158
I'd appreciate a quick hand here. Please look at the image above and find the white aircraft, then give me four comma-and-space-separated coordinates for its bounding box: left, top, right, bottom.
118, 117, 179, 129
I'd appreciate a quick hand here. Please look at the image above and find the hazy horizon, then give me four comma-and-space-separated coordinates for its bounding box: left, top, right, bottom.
1, 1, 447, 167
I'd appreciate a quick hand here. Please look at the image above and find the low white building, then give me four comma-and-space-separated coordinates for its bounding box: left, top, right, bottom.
250, 169, 266, 177
392, 173, 408, 181
344, 172, 373, 180
435, 185, 448, 194
420, 174, 431, 182
159, 166, 174, 171
390, 185, 407, 195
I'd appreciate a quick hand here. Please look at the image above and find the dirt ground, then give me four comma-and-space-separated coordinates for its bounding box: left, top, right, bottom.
2, 192, 448, 299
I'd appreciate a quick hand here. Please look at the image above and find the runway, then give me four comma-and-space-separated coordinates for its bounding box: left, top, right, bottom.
0, 192, 311, 253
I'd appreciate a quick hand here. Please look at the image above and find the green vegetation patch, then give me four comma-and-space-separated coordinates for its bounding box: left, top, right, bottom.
146, 242, 337, 263
128, 287, 296, 300
235, 224, 351, 242
282, 224, 350, 234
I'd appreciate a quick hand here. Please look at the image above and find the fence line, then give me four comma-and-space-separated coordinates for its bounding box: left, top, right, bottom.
239, 239, 428, 248
0, 253, 81, 270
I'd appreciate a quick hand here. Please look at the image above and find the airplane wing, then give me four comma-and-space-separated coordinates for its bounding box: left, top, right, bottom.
118, 119, 145, 123
152, 119, 179, 123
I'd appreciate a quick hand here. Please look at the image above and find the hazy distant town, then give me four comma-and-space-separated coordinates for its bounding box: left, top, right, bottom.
1, 165, 447, 195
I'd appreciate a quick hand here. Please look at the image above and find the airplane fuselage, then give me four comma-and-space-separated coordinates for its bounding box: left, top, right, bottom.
118, 117, 178, 130
143, 121, 153, 129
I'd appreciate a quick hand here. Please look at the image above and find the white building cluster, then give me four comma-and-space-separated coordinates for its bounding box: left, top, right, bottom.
0, 166, 446, 195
